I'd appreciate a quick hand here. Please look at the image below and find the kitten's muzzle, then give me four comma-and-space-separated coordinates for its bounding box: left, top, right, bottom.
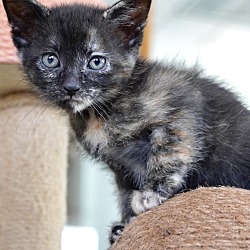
63, 82, 80, 96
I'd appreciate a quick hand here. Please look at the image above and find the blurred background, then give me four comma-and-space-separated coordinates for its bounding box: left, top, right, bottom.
65, 1, 250, 249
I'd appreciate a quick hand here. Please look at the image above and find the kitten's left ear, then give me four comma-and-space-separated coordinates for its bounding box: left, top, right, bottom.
103, 0, 151, 48
2, 0, 50, 48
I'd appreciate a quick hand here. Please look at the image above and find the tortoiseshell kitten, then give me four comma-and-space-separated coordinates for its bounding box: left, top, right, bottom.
3, 0, 250, 244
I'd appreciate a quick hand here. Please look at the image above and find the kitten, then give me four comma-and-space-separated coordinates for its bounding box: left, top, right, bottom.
3, 0, 250, 244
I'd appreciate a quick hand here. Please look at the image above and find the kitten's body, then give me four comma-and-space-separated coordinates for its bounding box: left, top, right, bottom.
3, 0, 250, 244
71, 60, 250, 220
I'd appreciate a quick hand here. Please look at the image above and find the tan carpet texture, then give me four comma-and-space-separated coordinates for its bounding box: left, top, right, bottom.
0, 92, 69, 250
111, 187, 250, 250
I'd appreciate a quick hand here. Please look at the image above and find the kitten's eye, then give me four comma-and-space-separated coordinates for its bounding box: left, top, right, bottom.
88, 56, 106, 70
42, 53, 60, 68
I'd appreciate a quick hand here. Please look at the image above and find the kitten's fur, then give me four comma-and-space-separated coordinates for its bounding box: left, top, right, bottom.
3, 0, 250, 244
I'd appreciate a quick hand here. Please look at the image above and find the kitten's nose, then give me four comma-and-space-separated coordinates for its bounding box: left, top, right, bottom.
63, 82, 80, 96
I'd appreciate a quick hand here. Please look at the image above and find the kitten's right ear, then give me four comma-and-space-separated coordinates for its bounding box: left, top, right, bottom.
103, 0, 151, 48
2, 0, 50, 48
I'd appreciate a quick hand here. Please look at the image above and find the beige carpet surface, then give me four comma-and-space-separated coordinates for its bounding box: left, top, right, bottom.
111, 187, 250, 250
0, 92, 69, 250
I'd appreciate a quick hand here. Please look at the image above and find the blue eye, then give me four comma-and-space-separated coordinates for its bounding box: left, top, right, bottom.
88, 56, 106, 70
42, 53, 60, 68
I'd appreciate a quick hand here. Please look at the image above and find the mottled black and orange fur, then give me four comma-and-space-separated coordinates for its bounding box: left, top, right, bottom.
3, 0, 250, 245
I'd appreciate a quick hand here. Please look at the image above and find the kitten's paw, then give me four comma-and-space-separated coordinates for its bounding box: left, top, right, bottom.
109, 222, 125, 245
131, 190, 167, 215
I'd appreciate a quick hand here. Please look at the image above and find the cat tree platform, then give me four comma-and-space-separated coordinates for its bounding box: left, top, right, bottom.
111, 187, 250, 250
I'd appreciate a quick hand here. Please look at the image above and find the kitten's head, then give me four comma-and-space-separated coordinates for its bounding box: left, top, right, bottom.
3, 0, 151, 112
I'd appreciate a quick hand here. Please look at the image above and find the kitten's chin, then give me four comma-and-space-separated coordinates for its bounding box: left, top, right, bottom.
62, 99, 92, 113
69, 99, 92, 113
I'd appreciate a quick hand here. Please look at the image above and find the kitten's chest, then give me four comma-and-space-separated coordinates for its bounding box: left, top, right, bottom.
78, 109, 142, 158
70, 97, 148, 161
83, 111, 110, 156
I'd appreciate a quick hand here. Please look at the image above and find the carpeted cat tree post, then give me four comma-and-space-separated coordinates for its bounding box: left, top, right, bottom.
110, 187, 250, 250
0, 0, 102, 249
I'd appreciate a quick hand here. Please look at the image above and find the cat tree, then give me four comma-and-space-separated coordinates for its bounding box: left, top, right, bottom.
0, 0, 102, 249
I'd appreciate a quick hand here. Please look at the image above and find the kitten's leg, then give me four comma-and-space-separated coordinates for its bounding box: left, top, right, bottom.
109, 222, 125, 245
109, 189, 136, 244
109, 190, 135, 245
110, 124, 198, 241
109, 171, 186, 242
109, 159, 148, 244
130, 172, 186, 214
109, 217, 136, 244
131, 125, 198, 215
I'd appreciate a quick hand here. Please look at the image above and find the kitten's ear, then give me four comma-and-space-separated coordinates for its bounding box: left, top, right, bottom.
103, 0, 151, 48
2, 0, 50, 48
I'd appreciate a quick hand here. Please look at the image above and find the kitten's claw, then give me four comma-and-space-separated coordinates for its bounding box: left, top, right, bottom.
109, 222, 125, 244
131, 190, 167, 215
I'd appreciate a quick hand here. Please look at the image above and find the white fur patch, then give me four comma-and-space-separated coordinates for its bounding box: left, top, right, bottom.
131, 190, 162, 215
70, 99, 92, 113
171, 173, 185, 187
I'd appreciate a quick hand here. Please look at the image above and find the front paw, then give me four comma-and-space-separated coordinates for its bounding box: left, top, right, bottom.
109, 222, 125, 245
131, 190, 167, 215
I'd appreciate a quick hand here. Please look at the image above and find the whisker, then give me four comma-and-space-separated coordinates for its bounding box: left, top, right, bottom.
27, 104, 48, 139
92, 101, 108, 122
94, 97, 114, 119
1, 99, 36, 135
14, 103, 42, 137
